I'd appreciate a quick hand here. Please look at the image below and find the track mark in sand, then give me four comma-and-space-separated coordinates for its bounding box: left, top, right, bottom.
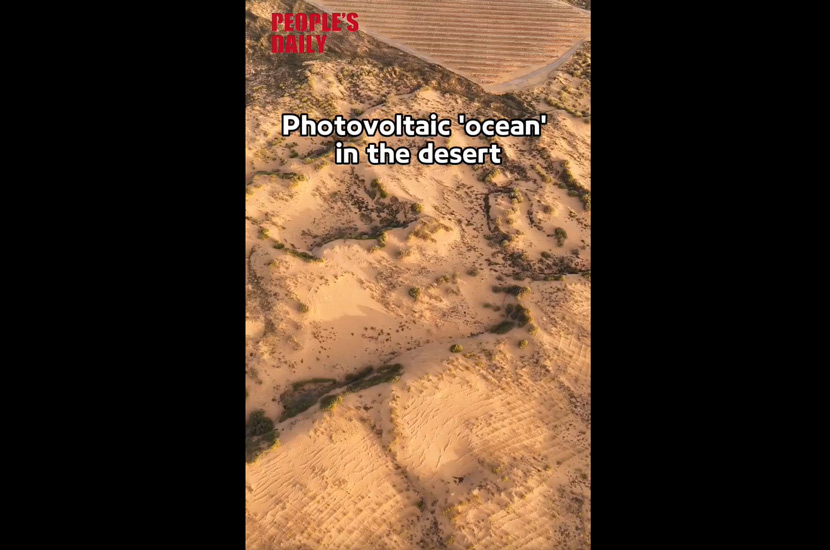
388, 358, 590, 549
246, 412, 431, 549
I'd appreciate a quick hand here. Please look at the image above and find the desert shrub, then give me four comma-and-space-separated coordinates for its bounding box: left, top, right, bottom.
319, 394, 342, 411
411, 203, 423, 214
541, 251, 552, 259
246, 409, 279, 463
467, 267, 479, 276
507, 304, 533, 327
450, 344, 463, 353
272, 242, 285, 250
351, 108, 364, 117
280, 378, 340, 421
377, 232, 388, 246
344, 364, 403, 393
298, 302, 310, 313
369, 178, 388, 199
518, 339, 529, 348
533, 164, 552, 183
246, 409, 274, 437
554, 227, 568, 247
285, 248, 324, 263
409, 287, 421, 300
344, 366, 374, 383
481, 168, 501, 184
490, 321, 516, 334
492, 285, 531, 298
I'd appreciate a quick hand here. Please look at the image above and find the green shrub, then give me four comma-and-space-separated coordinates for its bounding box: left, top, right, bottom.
492, 285, 531, 298
518, 339, 529, 348
409, 287, 421, 300
319, 394, 342, 411
344, 366, 374, 383
554, 227, 568, 247
450, 344, 463, 353
507, 304, 533, 327
285, 248, 324, 263
344, 364, 403, 393
411, 203, 423, 214
280, 379, 340, 421
245, 409, 279, 463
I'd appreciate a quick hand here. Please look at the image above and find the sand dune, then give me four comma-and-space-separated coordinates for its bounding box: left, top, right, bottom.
246, 2, 590, 547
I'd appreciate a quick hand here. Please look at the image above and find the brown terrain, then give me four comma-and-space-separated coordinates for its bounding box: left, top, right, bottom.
246, 0, 591, 548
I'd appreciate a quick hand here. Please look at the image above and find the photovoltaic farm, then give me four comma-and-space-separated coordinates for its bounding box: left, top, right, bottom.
311, 0, 590, 89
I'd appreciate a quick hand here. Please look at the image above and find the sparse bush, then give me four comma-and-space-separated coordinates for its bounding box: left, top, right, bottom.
450, 344, 463, 353
411, 203, 423, 214
298, 302, 310, 313
507, 304, 533, 327
467, 267, 479, 276
492, 285, 531, 298
344, 366, 374, 383
533, 164, 552, 183
246, 409, 279, 463
285, 248, 324, 263
518, 339, 529, 348
554, 227, 568, 247
344, 364, 403, 393
490, 321, 516, 334
319, 394, 342, 411
408, 287, 421, 300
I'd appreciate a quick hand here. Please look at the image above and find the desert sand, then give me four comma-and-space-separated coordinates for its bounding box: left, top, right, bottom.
246, 1, 590, 548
